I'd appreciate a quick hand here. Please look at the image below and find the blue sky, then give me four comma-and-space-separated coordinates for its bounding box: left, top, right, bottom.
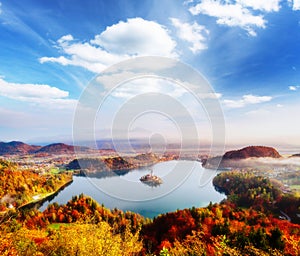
0, 0, 300, 148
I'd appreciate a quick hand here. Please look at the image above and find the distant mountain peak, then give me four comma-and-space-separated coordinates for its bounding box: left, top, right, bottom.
35, 143, 82, 154
0, 141, 41, 155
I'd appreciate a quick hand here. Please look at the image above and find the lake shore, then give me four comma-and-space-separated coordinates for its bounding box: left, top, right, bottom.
40, 161, 226, 218
18, 177, 73, 211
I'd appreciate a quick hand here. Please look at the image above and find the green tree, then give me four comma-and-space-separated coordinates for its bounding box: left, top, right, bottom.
269, 227, 284, 250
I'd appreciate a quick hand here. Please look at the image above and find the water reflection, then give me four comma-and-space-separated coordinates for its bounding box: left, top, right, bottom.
40, 161, 226, 218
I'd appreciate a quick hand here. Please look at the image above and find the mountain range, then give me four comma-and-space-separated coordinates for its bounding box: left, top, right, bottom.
0, 141, 41, 155
0, 141, 91, 155
0, 141, 299, 160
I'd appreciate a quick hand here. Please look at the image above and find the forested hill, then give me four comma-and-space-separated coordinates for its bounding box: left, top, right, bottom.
0, 141, 41, 155
0, 159, 72, 212
203, 146, 283, 169
1, 163, 300, 255
223, 146, 282, 159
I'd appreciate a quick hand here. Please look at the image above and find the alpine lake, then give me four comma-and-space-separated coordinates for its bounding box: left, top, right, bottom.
40, 160, 226, 218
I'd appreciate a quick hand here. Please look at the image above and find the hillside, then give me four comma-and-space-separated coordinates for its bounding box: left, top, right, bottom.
203, 146, 283, 169
66, 158, 108, 171
1, 161, 300, 255
66, 153, 159, 171
103, 156, 134, 170
1, 187, 300, 255
66, 157, 133, 171
223, 146, 282, 159
35, 143, 75, 154
0, 141, 94, 156
35, 143, 92, 155
0, 141, 41, 155
127, 153, 159, 166
290, 153, 300, 158
0, 159, 72, 211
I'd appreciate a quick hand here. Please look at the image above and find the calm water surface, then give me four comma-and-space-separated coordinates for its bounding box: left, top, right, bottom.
40, 161, 225, 218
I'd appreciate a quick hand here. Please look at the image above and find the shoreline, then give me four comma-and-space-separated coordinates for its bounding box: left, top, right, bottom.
18, 177, 73, 211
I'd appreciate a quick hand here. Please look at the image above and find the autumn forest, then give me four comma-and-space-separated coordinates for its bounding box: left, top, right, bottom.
0, 158, 300, 256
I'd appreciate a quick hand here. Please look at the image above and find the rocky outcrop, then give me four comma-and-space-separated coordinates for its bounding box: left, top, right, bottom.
203, 146, 282, 169
223, 146, 282, 159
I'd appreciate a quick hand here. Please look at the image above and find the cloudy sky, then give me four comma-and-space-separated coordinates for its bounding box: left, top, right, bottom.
0, 0, 300, 148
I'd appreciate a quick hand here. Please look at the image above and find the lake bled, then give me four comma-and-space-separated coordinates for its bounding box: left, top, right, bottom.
40, 160, 226, 218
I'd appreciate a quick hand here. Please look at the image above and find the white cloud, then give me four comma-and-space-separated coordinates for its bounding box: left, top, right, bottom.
289, 0, 300, 10
110, 78, 187, 99
40, 18, 177, 73
289, 85, 299, 91
40, 42, 112, 73
0, 2, 2, 15
294, 0, 300, 10
57, 34, 74, 44
170, 18, 209, 53
40, 56, 71, 66
189, 0, 267, 36
29, 98, 77, 109
243, 94, 272, 104
0, 78, 76, 109
223, 94, 272, 108
0, 78, 68, 99
236, 0, 281, 12
198, 92, 222, 99
106, 77, 222, 101
91, 18, 176, 56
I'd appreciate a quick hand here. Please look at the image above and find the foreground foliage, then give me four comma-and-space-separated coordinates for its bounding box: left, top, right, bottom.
1, 163, 300, 255
1, 193, 145, 255
0, 222, 142, 256
213, 171, 300, 223
0, 159, 72, 212
142, 201, 300, 255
